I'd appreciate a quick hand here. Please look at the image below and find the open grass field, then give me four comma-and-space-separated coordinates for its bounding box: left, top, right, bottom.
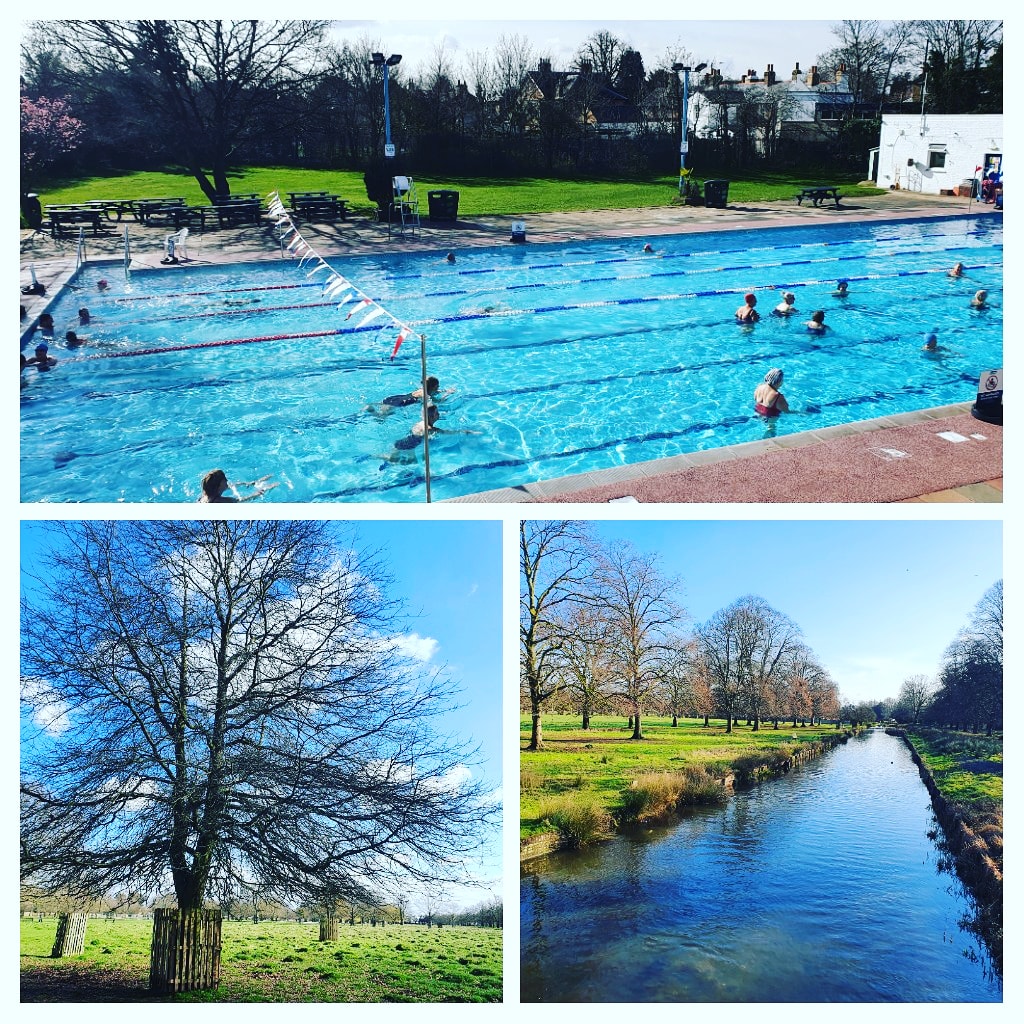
20, 918, 502, 1002
30, 165, 884, 217
906, 728, 1002, 807
521, 714, 846, 839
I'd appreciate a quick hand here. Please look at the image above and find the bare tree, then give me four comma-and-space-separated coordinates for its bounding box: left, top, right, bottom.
592, 544, 685, 740
520, 520, 594, 750
21, 521, 494, 986
557, 605, 612, 730
897, 673, 935, 726
37, 20, 328, 200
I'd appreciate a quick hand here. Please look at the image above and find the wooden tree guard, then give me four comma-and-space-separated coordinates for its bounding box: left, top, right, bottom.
149, 908, 222, 993
51, 912, 87, 957
318, 912, 338, 941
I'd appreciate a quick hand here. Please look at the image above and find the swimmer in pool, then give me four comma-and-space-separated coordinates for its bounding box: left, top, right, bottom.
65, 331, 87, 348
445, 252, 456, 263
78, 307, 91, 325
832, 280, 849, 298
805, 310, 827, 331
948, 262, 964, 278
367, 376, 454, 418
27, 342, 57, 370
774, 292, 798, 316
37, 313, 54, 333
643, 243, 654, 253
971, 289, 988, 308
754, 368, 789, 416
735, 293, 759, 323
198, 468, 278, 502
380, 406, 479, 466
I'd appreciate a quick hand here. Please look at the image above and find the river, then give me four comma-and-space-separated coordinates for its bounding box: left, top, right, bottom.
520, 728, 1000, 1002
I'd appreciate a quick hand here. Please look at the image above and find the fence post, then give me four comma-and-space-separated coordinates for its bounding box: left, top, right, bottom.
318, 912, 338, 941
51, 912, 88, 957
149, 908, 222, 993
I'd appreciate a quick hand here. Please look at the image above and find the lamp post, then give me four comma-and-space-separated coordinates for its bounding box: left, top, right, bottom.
671, 62, 707, 196
370, 52, 402, 158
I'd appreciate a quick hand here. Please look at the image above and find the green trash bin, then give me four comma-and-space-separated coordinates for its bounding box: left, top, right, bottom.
704, 179, 729, 209
427, 190, 459, 222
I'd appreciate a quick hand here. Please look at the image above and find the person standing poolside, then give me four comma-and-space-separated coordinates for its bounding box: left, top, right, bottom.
754, 368, 789, 416
774, 292, 798, 316
805, 310, 827, 332
198, 468, 277, 502
735, 293, 759, 323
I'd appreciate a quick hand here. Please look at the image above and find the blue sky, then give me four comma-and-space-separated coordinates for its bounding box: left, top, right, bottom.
546, 518, 1002, 705
19, 518, 502, 912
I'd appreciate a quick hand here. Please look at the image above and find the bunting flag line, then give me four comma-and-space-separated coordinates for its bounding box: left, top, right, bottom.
266, 190, 423, 361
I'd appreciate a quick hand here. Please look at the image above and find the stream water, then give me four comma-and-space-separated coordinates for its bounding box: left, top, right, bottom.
520, 729, 1000, 1002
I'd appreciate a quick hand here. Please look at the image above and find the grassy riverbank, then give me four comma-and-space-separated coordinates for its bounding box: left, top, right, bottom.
521, 715, 850, 849
20, 918, 501, 1002
898, 728, 1002, 974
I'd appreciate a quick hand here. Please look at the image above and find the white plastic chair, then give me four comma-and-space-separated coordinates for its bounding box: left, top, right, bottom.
389, 176, 420, 238
163, 227, 189, 262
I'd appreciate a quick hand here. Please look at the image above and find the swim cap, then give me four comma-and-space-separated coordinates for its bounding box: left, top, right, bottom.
35, 342, 48, 351
764, 368, 783, 387
744, 293, 756, 303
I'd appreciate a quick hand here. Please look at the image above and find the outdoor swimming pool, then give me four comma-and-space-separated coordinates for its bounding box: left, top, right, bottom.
21, 215, 1002, 503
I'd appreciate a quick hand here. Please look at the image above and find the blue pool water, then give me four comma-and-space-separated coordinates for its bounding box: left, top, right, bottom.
21, 215, 1002, 502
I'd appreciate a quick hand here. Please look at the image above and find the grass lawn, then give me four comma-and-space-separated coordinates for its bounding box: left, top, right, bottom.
906, 728, 1002, 808
20, 918, 502, 1002
30, 165, 884, 217
521, 713, 846, 839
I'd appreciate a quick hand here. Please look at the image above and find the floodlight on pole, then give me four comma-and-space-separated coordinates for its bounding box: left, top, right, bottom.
370, 52, 403, 157
672, 62, 707, 195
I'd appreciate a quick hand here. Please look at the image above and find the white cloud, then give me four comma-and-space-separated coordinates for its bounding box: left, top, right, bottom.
21, 676, 72, 737
390, 632, 440, 663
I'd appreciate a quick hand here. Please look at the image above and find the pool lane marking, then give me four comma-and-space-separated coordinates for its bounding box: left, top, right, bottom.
78, 262, 1001, 361
381, 226, 997, 281
109, 281, 321, 303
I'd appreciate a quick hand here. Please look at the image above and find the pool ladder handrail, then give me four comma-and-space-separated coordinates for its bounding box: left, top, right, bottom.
123, 224, 132, 281
74, 227, 87, 272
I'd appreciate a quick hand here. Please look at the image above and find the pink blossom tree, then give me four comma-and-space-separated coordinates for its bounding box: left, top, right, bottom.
21, 95, 85, 176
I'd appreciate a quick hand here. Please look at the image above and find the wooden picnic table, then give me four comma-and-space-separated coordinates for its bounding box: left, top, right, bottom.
796, 185, 843, 208
132, 198, 187, 222
79, 199, 136, 221
288, 192, 348, 221
46, 205, 106, 236
210, 198, 263, 228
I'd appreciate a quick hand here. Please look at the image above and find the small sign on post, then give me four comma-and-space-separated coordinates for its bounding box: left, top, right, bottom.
384, 143, 395, 158
972, 367, 1003, 425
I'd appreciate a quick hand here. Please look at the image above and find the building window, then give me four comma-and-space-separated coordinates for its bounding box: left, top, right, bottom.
928, 145, 947, 170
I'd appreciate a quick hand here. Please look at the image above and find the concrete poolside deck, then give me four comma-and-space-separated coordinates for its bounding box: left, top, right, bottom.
20, 189, 1002, 504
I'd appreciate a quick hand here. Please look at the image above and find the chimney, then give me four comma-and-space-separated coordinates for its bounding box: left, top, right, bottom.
578, 59, 592, 74
792, 62, 801, 81
807, 65, 820, 86
538, 58, 551, 75
836, 62, 846, 84
764, 63, 776, 86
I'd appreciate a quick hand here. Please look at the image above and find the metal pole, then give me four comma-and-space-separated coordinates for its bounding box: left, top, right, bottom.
419, 334, 432, 503
680, 69, 689, 195
383, 64, 392, 153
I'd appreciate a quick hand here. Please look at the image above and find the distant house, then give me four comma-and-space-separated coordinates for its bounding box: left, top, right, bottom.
691, 62, 856, 150
524, 59, 644, 137
871, 114, 1003, 194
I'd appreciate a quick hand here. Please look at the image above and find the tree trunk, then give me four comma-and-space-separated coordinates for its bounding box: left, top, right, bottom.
149, 908, 222, 993
703, 715, 709, 728
319, 912, 338, 941
631, 711, 643, 740
529, 711, 543, 750
581, 710, 590, 730
672, 714, 678, 727
51, 912, 87, 957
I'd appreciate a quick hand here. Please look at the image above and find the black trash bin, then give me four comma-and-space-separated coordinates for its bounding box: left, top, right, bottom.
427, 189, 460, 222
704, 179, 729, 209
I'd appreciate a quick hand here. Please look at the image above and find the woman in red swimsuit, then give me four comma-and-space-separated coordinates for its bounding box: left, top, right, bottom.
754, 368, 789, 417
